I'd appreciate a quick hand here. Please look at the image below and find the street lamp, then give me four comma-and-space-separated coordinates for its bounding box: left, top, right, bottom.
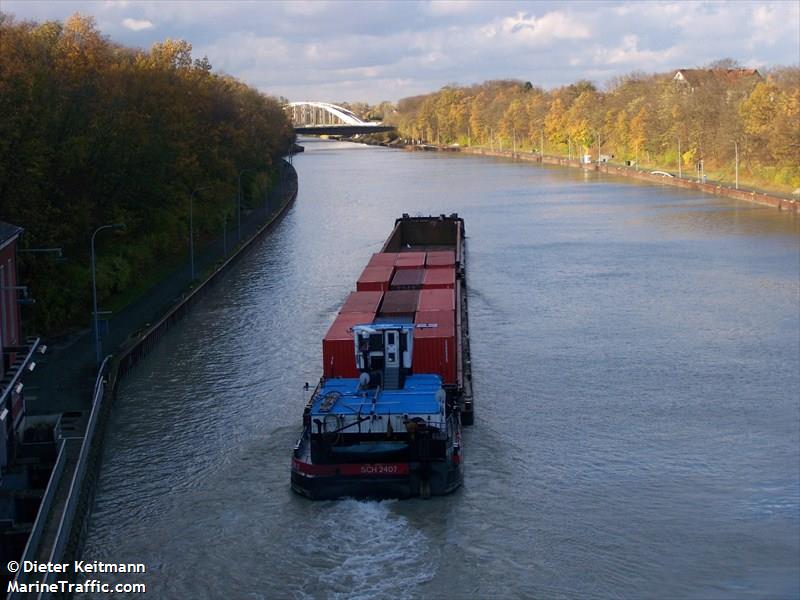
540, 129, 544, 161
91, 223, 125, 364
189, 186, 211, 281
238, 168, 257, 241
596, 131, 602, 164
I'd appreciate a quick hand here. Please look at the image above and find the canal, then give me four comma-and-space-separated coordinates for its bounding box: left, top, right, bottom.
80, 139, 799, 599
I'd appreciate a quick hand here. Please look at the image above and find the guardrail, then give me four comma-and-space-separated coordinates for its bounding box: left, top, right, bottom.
36, 357, 110, 599
8, 439, 68, 598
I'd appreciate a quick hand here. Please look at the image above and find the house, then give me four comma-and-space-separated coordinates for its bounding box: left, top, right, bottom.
673, 68, 762, 92
0, 222, 50, 584
0, 221, 24, 379
0, 221, 42, 475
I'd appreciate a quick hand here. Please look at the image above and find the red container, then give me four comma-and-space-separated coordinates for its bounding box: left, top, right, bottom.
379, 289, 419, 316
357, 265, 394, 292
422, 268, 455, 289
418, 288, 455, 312
390, 268, 424, 290
367, 252, 398, 268
395, 252, 426, 270
414, 309, 455, 329
426, 250, 456, 268
340, 291, 383, 314
323, 311, 374, 378
413, 311, 456, 384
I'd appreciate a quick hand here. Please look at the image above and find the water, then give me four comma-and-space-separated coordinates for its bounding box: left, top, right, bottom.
80, 140, 800, 599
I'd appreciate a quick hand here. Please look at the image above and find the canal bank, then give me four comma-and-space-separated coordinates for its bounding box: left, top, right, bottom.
456, 146, 799, 213
343, 136, 797, 213
6, 159, 299, 599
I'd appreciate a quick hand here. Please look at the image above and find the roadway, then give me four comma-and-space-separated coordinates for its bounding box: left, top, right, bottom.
294, 125, 395, 136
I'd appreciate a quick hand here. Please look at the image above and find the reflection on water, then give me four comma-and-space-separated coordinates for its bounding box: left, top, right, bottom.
81, 139, 799, 599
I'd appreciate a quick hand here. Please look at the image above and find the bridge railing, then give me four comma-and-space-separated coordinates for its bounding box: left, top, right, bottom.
286, 101, 377, 127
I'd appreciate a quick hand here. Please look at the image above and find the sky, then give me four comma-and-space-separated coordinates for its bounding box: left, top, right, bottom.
3, 1, 799, 104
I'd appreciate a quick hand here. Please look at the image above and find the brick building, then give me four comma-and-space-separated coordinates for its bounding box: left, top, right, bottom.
0, 221, 41, 474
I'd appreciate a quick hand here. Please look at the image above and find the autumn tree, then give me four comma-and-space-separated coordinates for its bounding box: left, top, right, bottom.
0, 13, 294, 332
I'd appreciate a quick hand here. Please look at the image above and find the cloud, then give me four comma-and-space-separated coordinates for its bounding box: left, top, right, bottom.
748, 3, 800, 49
122, 17, 154, 31
590, 34, 683, 67
491, 11, 591, 45
423, 1, 478, 17
284, 1, 330, 17
2, 0, 797, 103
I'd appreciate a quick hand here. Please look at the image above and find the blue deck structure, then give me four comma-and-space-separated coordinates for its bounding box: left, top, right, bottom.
311, 374, 444, 420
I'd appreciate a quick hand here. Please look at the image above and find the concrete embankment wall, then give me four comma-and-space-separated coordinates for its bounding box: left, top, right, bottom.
417, 145, 798, 213
57, 160, 299, 590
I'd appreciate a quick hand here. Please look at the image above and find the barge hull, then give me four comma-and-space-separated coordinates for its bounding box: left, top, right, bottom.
291, 462, 463, 500
291, 214, 472, 500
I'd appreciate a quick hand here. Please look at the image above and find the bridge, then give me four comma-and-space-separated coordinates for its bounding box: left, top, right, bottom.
287, 102, 395, 136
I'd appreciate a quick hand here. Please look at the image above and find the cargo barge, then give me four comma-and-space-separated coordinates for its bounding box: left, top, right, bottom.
291, 214, 473, 499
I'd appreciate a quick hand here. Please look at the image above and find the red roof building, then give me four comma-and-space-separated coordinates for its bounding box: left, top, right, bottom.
673, 68, 762, 91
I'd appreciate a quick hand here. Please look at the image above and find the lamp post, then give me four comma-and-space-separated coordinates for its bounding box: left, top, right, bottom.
237, 168, 256, 241
190, 186, 211, 281
678, 138, 682, 178
540, 129, 544, 161
91, 223, 125, 364
512, 127, 516, 156
734, 141, 739, 190
596, 131, 602, 164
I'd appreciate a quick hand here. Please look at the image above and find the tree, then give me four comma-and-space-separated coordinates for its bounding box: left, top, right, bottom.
0, 12, 294, 333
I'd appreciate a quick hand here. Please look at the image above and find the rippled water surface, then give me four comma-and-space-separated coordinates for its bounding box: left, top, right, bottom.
81, 140, 800, 599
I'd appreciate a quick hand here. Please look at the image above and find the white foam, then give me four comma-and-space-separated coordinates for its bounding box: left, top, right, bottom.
295, 499, 436, 600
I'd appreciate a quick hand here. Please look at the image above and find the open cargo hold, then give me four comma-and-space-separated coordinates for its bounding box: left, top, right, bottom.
322, 311, 375, 378
394, 252, 426, 270
340, 290, 383, 314
390, 268, 424, 290
379, 289, 420, 316
356, 265, 394, 292
426, 250, 456, 268
422, 268, 455, 289
414, 310, 456, 385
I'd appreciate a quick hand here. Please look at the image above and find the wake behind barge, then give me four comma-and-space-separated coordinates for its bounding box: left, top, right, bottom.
292, 214, 473, 499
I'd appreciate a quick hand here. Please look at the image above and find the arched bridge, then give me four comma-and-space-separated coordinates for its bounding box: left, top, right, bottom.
287, 102, 395, 135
